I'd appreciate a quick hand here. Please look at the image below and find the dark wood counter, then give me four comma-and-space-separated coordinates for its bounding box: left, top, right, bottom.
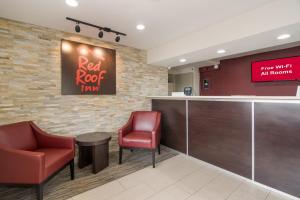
255, 103, 300, 197
188, 101, 252, 178
151, 97, 300, 198
152, 100, 186, 153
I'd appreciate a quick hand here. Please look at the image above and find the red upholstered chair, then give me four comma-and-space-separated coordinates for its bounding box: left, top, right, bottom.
0, 121, 75, 200
118, 111, 161, 168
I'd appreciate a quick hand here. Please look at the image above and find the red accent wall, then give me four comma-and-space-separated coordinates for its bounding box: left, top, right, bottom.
200, 46, 300, 96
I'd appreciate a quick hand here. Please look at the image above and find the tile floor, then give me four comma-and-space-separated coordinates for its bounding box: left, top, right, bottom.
68, 154, 299, 200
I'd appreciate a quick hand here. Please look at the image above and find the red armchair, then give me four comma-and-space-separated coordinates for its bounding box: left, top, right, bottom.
118, 111, 161, 168
0, 121, 75, 200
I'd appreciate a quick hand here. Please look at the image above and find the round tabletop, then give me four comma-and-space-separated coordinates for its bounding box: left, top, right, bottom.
76, 132, 112, 146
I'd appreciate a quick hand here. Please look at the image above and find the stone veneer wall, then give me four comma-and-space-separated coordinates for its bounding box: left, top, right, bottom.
0, 18, 167, 144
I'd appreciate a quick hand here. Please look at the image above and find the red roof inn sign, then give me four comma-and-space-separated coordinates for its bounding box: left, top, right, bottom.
252, 56, 300, 82
61, 40, 116, 95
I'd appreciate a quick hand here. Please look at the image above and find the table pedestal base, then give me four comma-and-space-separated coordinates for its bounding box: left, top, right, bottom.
78, 143, 109, 174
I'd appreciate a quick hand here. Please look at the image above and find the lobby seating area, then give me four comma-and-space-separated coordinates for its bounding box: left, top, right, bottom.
0, 144, 177, 200
0, 0, 300, 200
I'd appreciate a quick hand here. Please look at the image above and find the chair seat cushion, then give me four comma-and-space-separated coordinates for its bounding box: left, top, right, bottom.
34, 148, 73, 178
122, 131, 152, 149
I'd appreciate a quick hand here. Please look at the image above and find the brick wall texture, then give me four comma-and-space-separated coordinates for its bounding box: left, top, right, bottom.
0, 18, 168, 144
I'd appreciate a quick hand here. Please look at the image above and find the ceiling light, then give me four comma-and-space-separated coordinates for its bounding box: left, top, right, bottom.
136, 24, 145, 30
277, 34, 291, 40
65, 0, 79, 7
115, 35, 120, 42
66, 17, 127, 42
179, 58, 186, 63
217, 49, 226, 54
98, 30, 104, 38
75, 23, 80, 33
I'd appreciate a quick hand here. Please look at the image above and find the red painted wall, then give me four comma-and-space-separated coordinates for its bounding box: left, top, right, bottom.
200, 46, 300, 96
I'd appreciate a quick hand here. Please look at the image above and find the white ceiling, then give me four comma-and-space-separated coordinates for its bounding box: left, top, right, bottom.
148, 0, 300, 67
0, 0, 273, 50
170, 41, 300, 73
0, 0, 299, 67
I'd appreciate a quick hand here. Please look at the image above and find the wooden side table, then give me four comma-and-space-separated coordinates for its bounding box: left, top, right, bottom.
76, 132, 112, 174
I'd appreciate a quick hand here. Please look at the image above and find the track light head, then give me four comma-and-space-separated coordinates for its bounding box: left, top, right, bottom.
98, 30, 104, 38
75, 23, 80, 33
115, 35, 120, 42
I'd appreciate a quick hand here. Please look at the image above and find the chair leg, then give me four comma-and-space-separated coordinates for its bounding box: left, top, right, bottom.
70, 159, 75, 180
152, 149, 156, 168
119, 147, 123, 164
158, 144, 161, 155
36, 183, 43, 200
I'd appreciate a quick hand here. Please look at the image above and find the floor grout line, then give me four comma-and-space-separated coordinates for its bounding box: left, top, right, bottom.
265, 192, 271, 200
224, 180, 244, 200
144, 166, 201, 199
116, 179, 127, 190
142, 158, 212, 200
182, 172, 222, 200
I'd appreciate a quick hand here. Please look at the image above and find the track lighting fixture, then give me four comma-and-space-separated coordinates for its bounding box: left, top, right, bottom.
98, 30, 104, 38
75, 23, 80, 33
66, 17, 126, 43
115, 35, 120, 43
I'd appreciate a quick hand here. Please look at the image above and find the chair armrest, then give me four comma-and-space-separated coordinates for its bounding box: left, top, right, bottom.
29, 121, 75, 149
118, 114, 134, 145
151, 112, 162, 149
0, 148, 45, 184
118, 121, 132, 137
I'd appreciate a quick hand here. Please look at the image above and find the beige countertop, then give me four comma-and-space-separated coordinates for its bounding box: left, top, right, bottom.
148, 96, 300, 103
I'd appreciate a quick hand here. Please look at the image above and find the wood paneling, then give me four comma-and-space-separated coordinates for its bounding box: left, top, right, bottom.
152, 100, 186, 153
188, 101, 252, 178
255, 103, 300, 198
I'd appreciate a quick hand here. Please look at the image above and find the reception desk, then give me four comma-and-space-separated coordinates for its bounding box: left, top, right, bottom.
150, 96, 300, 198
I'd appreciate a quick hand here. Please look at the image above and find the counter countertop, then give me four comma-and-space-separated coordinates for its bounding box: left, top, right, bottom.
148, 96, 300, 102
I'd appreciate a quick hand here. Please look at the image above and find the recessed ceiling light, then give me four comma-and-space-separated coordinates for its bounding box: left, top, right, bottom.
213, 64, 219, 69
136, 24, 146, 30
217, 49, 226, 54
65, 0, 79, 7
179, 58, 187, 63
277, 34, 291, 40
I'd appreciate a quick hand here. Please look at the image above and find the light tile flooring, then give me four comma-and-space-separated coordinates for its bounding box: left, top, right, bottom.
68, 155, 299, 200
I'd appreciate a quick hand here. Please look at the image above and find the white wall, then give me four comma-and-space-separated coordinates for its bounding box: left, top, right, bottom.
169, 64, 200, 95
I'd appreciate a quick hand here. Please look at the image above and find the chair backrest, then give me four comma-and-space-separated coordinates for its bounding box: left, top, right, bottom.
132, 111, 160, 132
0, 121, 37, 150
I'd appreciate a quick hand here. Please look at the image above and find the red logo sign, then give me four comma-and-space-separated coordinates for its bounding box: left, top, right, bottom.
252, 56, 300, 82
76, 56, 107, 93
61, 40, 116, 95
